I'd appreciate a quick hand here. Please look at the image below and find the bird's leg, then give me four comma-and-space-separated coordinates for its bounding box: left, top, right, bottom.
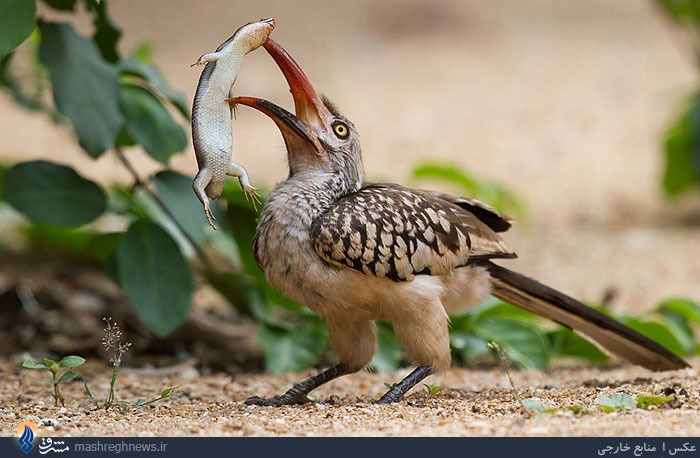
375, 364, 433, 404
245, 364, 350, 407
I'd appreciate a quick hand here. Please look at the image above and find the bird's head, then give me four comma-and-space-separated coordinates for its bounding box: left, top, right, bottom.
228, 39, 363, 190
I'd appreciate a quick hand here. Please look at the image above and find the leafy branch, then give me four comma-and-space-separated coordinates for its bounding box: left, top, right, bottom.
0, 0, 316, 372
2, 0, 698, 376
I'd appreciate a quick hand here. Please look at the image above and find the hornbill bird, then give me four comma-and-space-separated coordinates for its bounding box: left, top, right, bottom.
228, 38, 689, 406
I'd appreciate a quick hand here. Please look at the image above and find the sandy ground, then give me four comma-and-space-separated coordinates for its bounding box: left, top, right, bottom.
1, 0, 700, 437
1, 356, 698, 436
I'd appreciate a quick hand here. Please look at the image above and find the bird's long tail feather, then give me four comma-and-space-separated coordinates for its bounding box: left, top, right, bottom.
481, 261, 689, 371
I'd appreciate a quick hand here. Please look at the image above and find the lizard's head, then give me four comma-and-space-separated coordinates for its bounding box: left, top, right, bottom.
229, 39, 362, 188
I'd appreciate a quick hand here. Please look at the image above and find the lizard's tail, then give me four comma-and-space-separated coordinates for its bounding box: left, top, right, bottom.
481, 261, 689, 371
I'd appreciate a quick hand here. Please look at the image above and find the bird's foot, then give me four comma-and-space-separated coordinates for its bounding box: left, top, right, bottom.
373, 391, 402, 405
244, 392, 312, 407
244, 365, 349, 407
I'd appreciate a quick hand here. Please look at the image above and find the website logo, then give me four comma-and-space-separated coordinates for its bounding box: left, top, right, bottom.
16, 421, 37, 454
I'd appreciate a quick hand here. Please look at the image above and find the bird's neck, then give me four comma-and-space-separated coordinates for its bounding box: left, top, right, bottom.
294, 169, 361, 200
267, 170, 361, 225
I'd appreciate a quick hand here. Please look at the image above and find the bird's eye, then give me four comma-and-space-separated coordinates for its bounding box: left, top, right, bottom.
332, 121, 349, 139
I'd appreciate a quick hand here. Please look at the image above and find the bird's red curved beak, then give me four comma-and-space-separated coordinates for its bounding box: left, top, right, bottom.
226, 38, 330, 155
263, 39, 332, 132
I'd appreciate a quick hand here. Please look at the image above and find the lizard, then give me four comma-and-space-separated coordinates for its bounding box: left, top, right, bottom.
191, 18, 275, 228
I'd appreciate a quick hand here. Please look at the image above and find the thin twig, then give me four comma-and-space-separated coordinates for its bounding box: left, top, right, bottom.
488, 342, 534, 418
113, 146, 215, 271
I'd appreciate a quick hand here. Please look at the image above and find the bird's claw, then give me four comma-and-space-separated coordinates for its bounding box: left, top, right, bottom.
373, 395, 400, 405
244, 392, 312, 407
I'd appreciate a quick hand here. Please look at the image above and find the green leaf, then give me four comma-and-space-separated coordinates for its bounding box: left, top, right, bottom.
450, 332, 490, 362
411, 163, 480, 193
59, 355, 86, 368
624, 319, 686, 357
219, 187, 302, 315
56, 370, 79, 383
114, 127, 136, 148
119, 56, 189, 119
42, 0, 77, 11
657, 297, 700, 325
521, 398, 549, 413
423, 383, 442, 397
0, 0, 36, 59
566, 405, 596, 415
656, 0, 700, 23
597, 393, 637, 413
471, 300, 542, 324
636, 394, 675, 410
549, 328, 609, 363
3, 161, 107, 226
202, 270, 269, 321
23, 224, 122, 263
371, 322, 402, 372
662, 103, 700, 196
659, 312, 696, 354
115, 220, 193, 337
119, 84, 187, 164
476, 317, 552, 369
83, 380, 99, 406
38, 21, 123, 157
22, 360, 48, 370
410, 162, 525, 217
43, 358, 59, 372
222, 186, 263, 272
160, 386, 179, 398
259, 323, 327, 374
151, 171, 207, 245
131, 42, 152, 62
691, 98, 700, 177
135, 399, 146, 407
86, 0, 122, 63
0, 162, 7, 198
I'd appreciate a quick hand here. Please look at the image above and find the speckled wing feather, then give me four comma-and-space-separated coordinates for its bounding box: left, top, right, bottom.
310, 184, 516, 282
418, 190, 513, 233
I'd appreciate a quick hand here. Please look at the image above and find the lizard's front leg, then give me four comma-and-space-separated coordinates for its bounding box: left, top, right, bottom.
190, 51, 222, 67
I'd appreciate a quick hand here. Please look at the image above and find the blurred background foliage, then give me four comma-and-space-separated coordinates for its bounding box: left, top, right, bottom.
0, 0, 698, 374
657, 0, 700, 196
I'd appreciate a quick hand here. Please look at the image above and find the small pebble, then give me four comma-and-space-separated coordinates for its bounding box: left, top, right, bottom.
39, 418, 59, 427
